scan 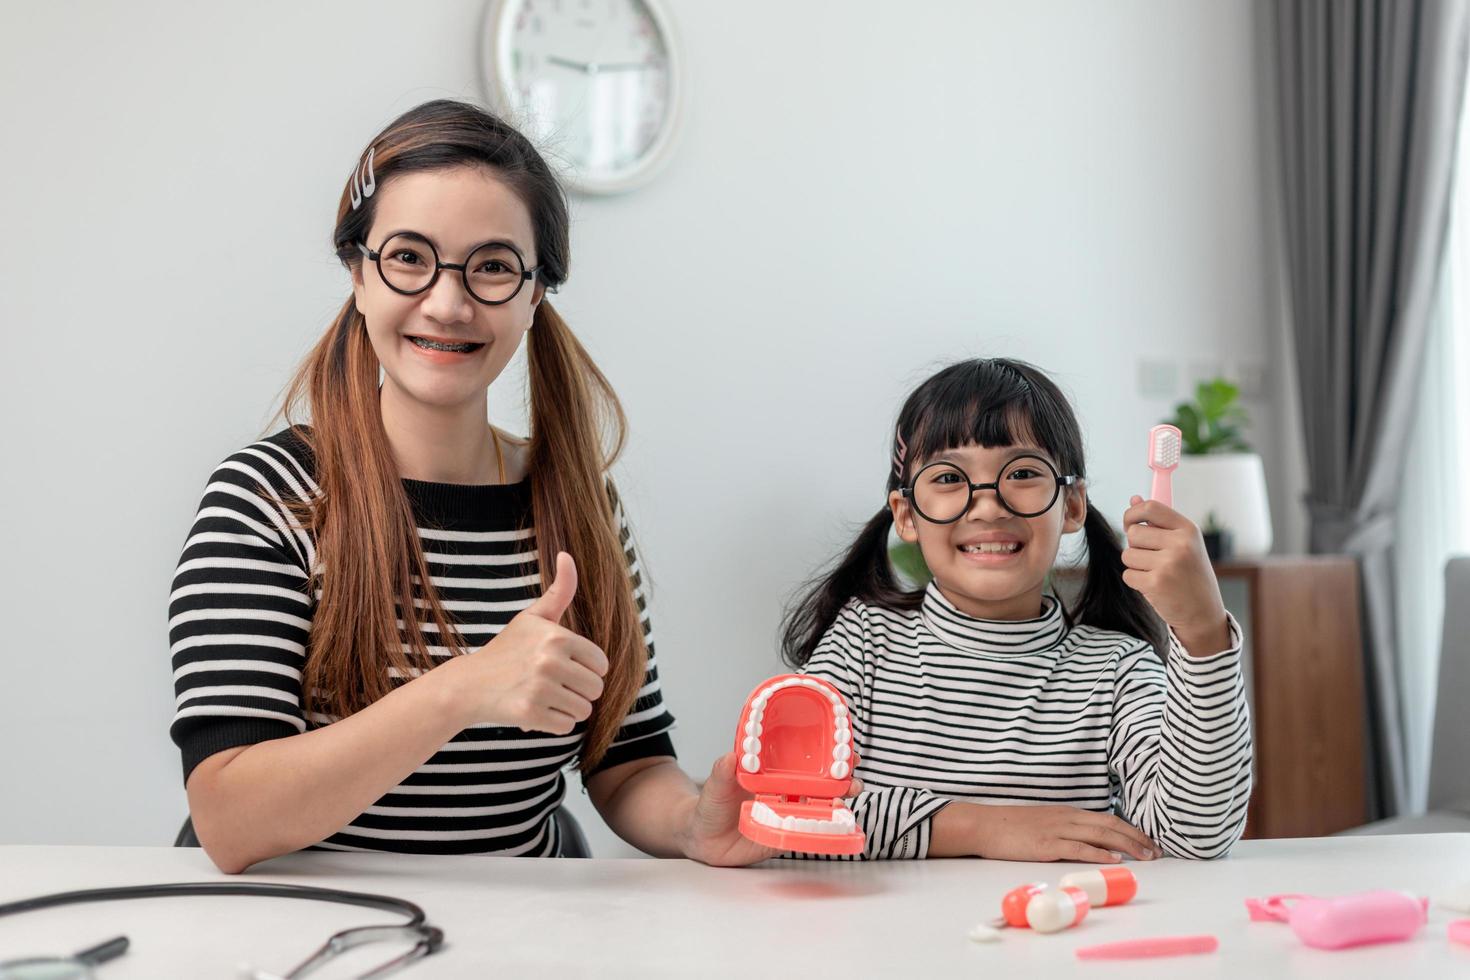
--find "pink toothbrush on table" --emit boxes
[1075,935,1219,960]
[1147,424,1182,507]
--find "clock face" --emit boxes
[489,0,678,193]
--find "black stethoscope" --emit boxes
[0,882,444,979]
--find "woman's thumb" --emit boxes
[701,752,743,805]
[524,552,577,623]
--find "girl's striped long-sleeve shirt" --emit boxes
[799,582,1252,860]
[168,427,676,856]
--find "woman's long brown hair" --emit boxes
[275,100,645,772]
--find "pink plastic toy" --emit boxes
[1147,424,1182,507]
[1076,935,1219,960]
[1245,891,1428,949]
[1449,920,1470,947]
[734,674,865,855]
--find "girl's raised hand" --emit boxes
[1120,497,1232,658]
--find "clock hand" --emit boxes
[547,55,593,73]
[586,60,663,72]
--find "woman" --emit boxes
[169,100,855,873]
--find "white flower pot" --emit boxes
[1171,452,1273,558]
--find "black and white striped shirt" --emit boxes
[801,583,1251,860]
[169,428,675,856]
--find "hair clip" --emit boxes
[349,146,377,210]
[892,427,908,479]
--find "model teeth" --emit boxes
[961,542,1021,554]
[750,801,857,835]
[410,336,479,353]
[740,677,851,775]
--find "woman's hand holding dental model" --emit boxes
[679,753,865,866]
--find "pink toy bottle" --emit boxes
[1245,890,1428,949]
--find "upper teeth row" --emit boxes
[750,801,857,836]
[740,677,851,779]
[412,337,474,351]
[961,542,1019,553]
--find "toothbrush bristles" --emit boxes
[1152,431,1181,467]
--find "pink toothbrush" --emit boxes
[1147,424,1182,507]
[1075,934,1219,960]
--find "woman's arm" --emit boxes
[585,754,770,864]
[584,756,696,858]
[188,657,476,873]
[188,554,607,873]
[587,752,863,866]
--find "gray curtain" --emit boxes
[1266,0,1470,819]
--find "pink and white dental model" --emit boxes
[733,674,865,855]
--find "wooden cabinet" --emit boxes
[1213,556,1368,839]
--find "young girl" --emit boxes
[783,358,1251,862]
[168,100,842,872]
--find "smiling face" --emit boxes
[890,440,1087,621]
[350,166,545,414]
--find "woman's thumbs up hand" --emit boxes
[452,552,610,733]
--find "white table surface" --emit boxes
[2,835,1468,978]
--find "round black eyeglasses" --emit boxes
[358,232,541,306]
[900,453,1078,522]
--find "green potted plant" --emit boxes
[1167,379,1251,455]
[1163,379,1272,557]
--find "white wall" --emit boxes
[0,0,1281,857]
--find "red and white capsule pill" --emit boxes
[1000,882,1049,927]
[1060,867,1138,908]
[1026,885,1091,933]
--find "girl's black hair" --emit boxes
[780,357,1164,666]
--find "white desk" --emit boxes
[2,835,1467,978]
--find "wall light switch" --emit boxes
[1187,359,1226,388]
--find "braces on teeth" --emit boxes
[411,337,478,353]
